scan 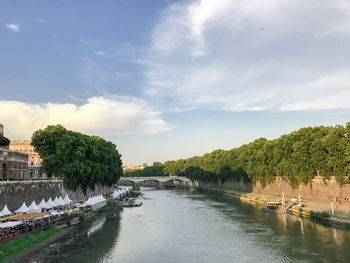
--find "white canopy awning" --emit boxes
[58,196,67,206]
[14,202,30,214]
[64,195,73,204]
[0,205,13,217]
[0,221,23,229]
[38,199,51,210]
[28,201,42,213]
[46,198,56,208]
[53,197,61,207]
[85,194,107,205]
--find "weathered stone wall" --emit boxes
[198,176,350,214]
[253,176,350,213]
[0,180,113,211]
[198,179,253,193]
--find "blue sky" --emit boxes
[1,0,350,165]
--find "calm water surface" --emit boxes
[30,187,350,263]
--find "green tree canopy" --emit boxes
[31,125,123,193]
[161,122,350,187]
[0,135,10,147]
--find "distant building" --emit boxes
[122,164,146,171]
[0,148,28,180]
[9,140,48,179]
[0,123,29,180]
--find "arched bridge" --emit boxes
[118,176,193,190]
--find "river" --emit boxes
[28,187,350,263]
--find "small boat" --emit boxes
[266,202,278,209]
[132,201,142,207]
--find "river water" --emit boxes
[29,187,350,263]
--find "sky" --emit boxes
[1,0,350,165]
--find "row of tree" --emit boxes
[142,123,350,188]
[32,125,123,193]
[123,162,165,177]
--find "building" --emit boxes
[0,148,28,180]
[9,140,47,179]
[0,123,29,180]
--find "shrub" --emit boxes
[79,212,86,221]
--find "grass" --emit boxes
[310,210,331,218]
[0,228,60,262]
[103,201,123,213]
[299,208,331,218]
[128,191,140,198]
[103,205,123,213]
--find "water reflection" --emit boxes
[87,217,106,238]
[30,188,350,263]
[29,213,121,263]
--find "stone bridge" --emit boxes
[118,176,193,190]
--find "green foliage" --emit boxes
[103,203,123,213]
[31,125,123,194]
[0,228,60,262]
[310,210,331,218]
[79,212,86,221]
[162,122,350,187]
[0,135,10,147]
[124,162,166,177]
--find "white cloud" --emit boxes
[143,0,350,112]
[96,51,104,56]
[0,96,173,139]
[5,23,21,32]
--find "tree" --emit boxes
[0,136,10,147]
[31,125,123,193]
[162,122,350,187]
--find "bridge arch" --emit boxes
[118,176,193,189]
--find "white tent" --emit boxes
[58,196,67,206]
[112,190,120,199]
[84,194,107,211]
[28,201,42,213]
[64,195,73,204]
[0,221,23,229]
[38,199,51,210]
[46,198,56,208]
[14,202,30,215]
[0,205,13,217]
[53,197,61,207]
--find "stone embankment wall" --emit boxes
[198,176,350,214]
[198,179,253,193]
[0,180,113,211]
[253,177,350,214]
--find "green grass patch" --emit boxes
[103,205,123,213]
[0,228,60,262]
[241,194,248,198]
[299,208,330,218]
[128,191,140,198]
[310,210,331,218]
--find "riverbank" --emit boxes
[195,186,350,230]
[0,194,131,263]
[0,228,62,263]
